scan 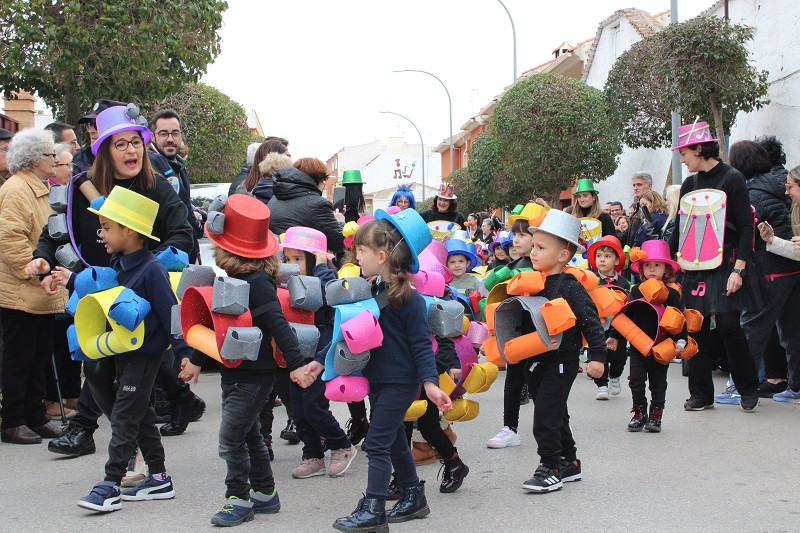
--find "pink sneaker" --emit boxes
[327,446,357,477]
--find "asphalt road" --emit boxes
[1,363,797,533]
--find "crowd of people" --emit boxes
[0,102,798,531]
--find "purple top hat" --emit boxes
[91,103,152,155]
[672,120,718,151]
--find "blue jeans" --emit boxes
[289,376,350,459]
[364,383,419,499]
[219,381,274,499]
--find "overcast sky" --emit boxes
[201,1,708,163]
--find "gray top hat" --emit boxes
[528,209,585,253]
[325,277,372,307]
[287,275,324,312]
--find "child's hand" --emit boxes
[606,338,619,351]
[792,236,800,250]
[675,339,687,354]
[313,251,328,266]
[40,274,60,295]
[424,381,452,412]
[305,361,324,379]
[179,358,201,384]
[290,366,314,388]
[586,361,604,379]
[447,368,462,382]
[51,266,73,287]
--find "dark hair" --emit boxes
[756,135,786,167]
[283,248,316,276]
[244,140,289,191]
[696,141,720,160]
[430,197,457,214]
[89,133,156,196]
[44,122,75,143]
[511,219,530,235]
[293,157,329,186]
[150,109,181,130]
[555,236,578,257]
[264,136,289,147]
[728,140,771,179]
[611,201,624,209]
[353,219,413,307]
[343,183,365,216]
[662,264,676,284]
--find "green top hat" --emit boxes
[87,187,160,242]
[341,170,365,185]
[573,178,599,196]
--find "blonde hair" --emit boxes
[663,185,682,229]
[790,165,800,237]
[213,245,279,277]
[574,192,602,219]
[353,219,413,307]
[258,152,292,178]
[640,190,668,215]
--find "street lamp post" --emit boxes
[393,69,453,180]
[380,111,427,203]
[496,0,517,85]
[670,0,682,184]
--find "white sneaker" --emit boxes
[487,426,521,448]
[609,377,621,396]
[596,386,609,400]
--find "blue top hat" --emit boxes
[374,208,432,274]
[445,238,478,271]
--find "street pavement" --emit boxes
[1,363,798,532]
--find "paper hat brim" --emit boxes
[87,205,160,243]
[527,226,585,253]
[91,125,152,156]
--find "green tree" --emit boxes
[605,16,769,159]
[467,132,514,207]
[492,73,622,205]
[0,0,227,125]
[448,167,485,215]
[143,83,250,184]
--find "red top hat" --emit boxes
[587,235,625,274]
[205,195,279,259]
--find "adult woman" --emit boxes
[268,157,344,253]
[633,190,668,246]
[28,105,199,456]
[572,179,615,237]
[660,185,682,243]
[668,121,759,411]
[240,139,290,198]
[420,182,466,227]
[333,170,365,223]
[0,128,68,444]
[388,185,415,211]
[731,143,800,402]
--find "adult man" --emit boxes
[228,142,261,196]
[52,143,74,185]
[150,109,202,264]
[44,122,80,154]
[72,99,127,174]
[609,201,624,219]
[622,172,653,248]
[604,202,613,214]
[0,128,13,185]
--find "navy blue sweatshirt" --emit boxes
[311,263,336,365]
[361,281,439,386]
[110,249,192,360]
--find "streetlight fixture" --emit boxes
[496,0,517,86]
[393,69,453,179]
[380,110,427,203]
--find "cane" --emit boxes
[50,352,68,428]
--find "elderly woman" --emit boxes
[0,128,68,444]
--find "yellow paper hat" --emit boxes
[87,186,160,242]
[507,202,549,226]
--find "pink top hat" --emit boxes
[280,226,334,258]
[92,104,152,155]
[631,240,681,275]
[410,269,446,297]
[672,120,718,151]
[418,240,454,284]
[325,375,370,403]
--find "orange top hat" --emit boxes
[587,235,625,274]
[205,195,279,259]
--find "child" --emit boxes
[487,231,510,269]
[179,195,313,526]
[612,240,687,432]
[587,235,631,400]
[333,209,452,532]
[74,188,187,512]
[445,238,481,296]
[523,209,607,492]
[279,226,356,478]
[486,216,534,449]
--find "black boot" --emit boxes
[332,497,388,532]
[627,404,647,432]
[439,453,469,493]
[645,405,663,433]
[387,472,401,500]
[279,419,300,444]
[520,383,530,405]
[47,425,96,457]
[345,417,369,446]
[160,395,206,437]
[387,480,430,523]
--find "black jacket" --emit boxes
[156,151,202,263]
[252,177,275,205]
[421,208,466,227]
[747,168,796,274]
[267,167,344,253]
[228,166,249,197]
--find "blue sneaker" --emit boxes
[773,388,800,403]
[714,384,741,405]
[211,497,255,526]
[251,489,280,514]
[121,473,175,501]
[77,481,122,512]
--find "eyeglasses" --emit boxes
[155,130,183,139]
[112,137,144,151]
[41,152,57,158]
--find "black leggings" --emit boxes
[404,399,456,459]
[259,366,292,444]
[628,349,668,408]
[503,363,525,430]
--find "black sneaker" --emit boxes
[520,384,530,406]
[280,420,300,444]
[683,397,713,411]
[522,464,562,493]
[757,380,787,398]
[740,392,759,411]
[557,459,582,482]
[345,417,369,446]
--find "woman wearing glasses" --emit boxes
[0,128,68,444]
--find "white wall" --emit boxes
[361,151,440,195]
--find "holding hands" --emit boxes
[179,358,202,384]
